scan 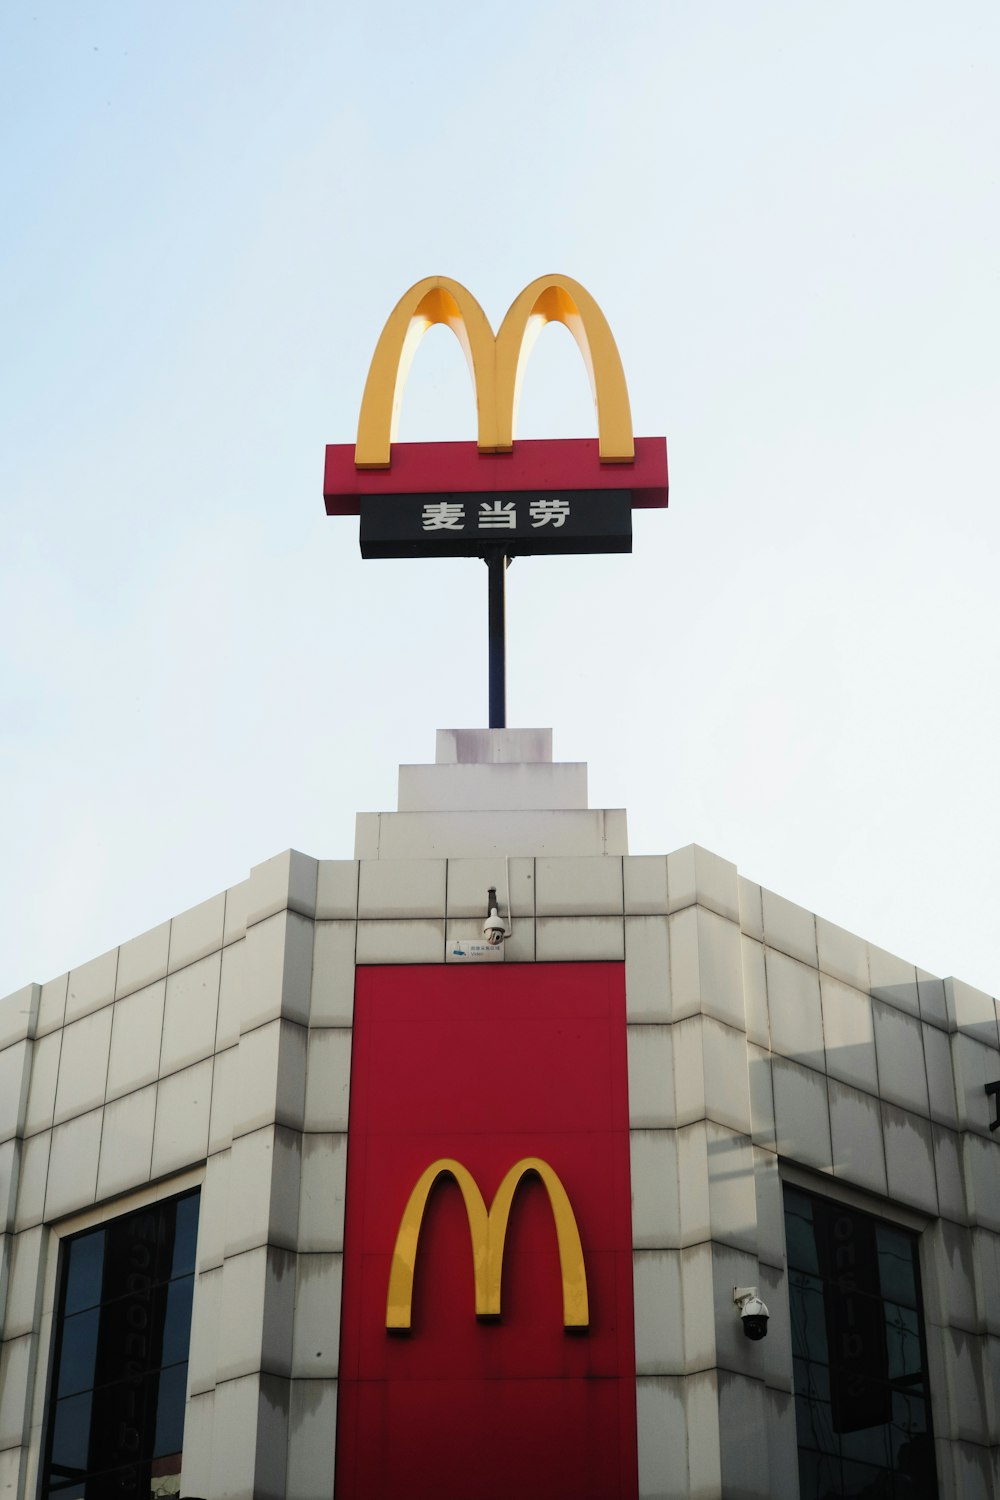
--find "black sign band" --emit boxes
[359,490,633,559]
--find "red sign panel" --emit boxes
[324,436,669,513]
[336,962,637,1500]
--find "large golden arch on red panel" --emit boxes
[385,1156,589,1331]
[493,275,633,462]
[354,276,634,468]
[355,277,498,469]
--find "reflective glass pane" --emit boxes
[44,1191,201,1500]
[153,1362,188,1458]
[876,1226,917,1308]
[820,1205,880,1300]
[829,1371,892,1439]
[785,1190,820,1274]
[84,1467,144,1499]
[884,1302,921,1381]
[795,1357,831,1402]
[88,1376,151,1474]
[796,1394,838,1456]
[63,1231,104,1317]
[839,1408,890,1467]
[841,1459,893,1496]
[798,1447,842,1500]
[890,1390,929,1472]
[93,1284,159,1389]
[161,1275,194,1368]
[104,1208,165,1299]
[891,1389,928,1437]
[169,1193,199,1279]
[825,1287,888,1383]
[56,1309,100,1398]
[783,1186,938,1498]
[893,1429,938,1498]
[49,1390,93,1474]
[788,1272,830,1362]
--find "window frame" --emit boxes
[28,1168,204,1500]
[780,1166,940,1498]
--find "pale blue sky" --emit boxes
[2,2,998,997]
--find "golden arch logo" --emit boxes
[386,1157,589,1331]
[356,275,634,470]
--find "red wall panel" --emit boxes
[336,962,637,1500]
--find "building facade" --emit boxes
[1,729,998,1498]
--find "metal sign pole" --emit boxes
[486,550,508,729]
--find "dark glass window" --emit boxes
[42,1189,200,1500]
[784,1185,938,1500]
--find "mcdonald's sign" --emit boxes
[355,274,634,467]
[386,1156,588,1331]
[324,274,668,529]
[336,963,639,1500]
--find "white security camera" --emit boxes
[733,1286,769,1341]
[482,886,508,945]
[483,907,507,946]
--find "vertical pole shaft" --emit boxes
[487,550,507,729]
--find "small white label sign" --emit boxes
[446,936,504,963]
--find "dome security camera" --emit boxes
[733,1286,769,1341]
[483,907,507,946]
[482,885,508,946]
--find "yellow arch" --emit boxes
[486,1158,589,1327]
[494,275,634,463]
[385,1156,589,1331]
[355,277,498,469]
[386,1160,489,1329]
[354,275,634,467]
